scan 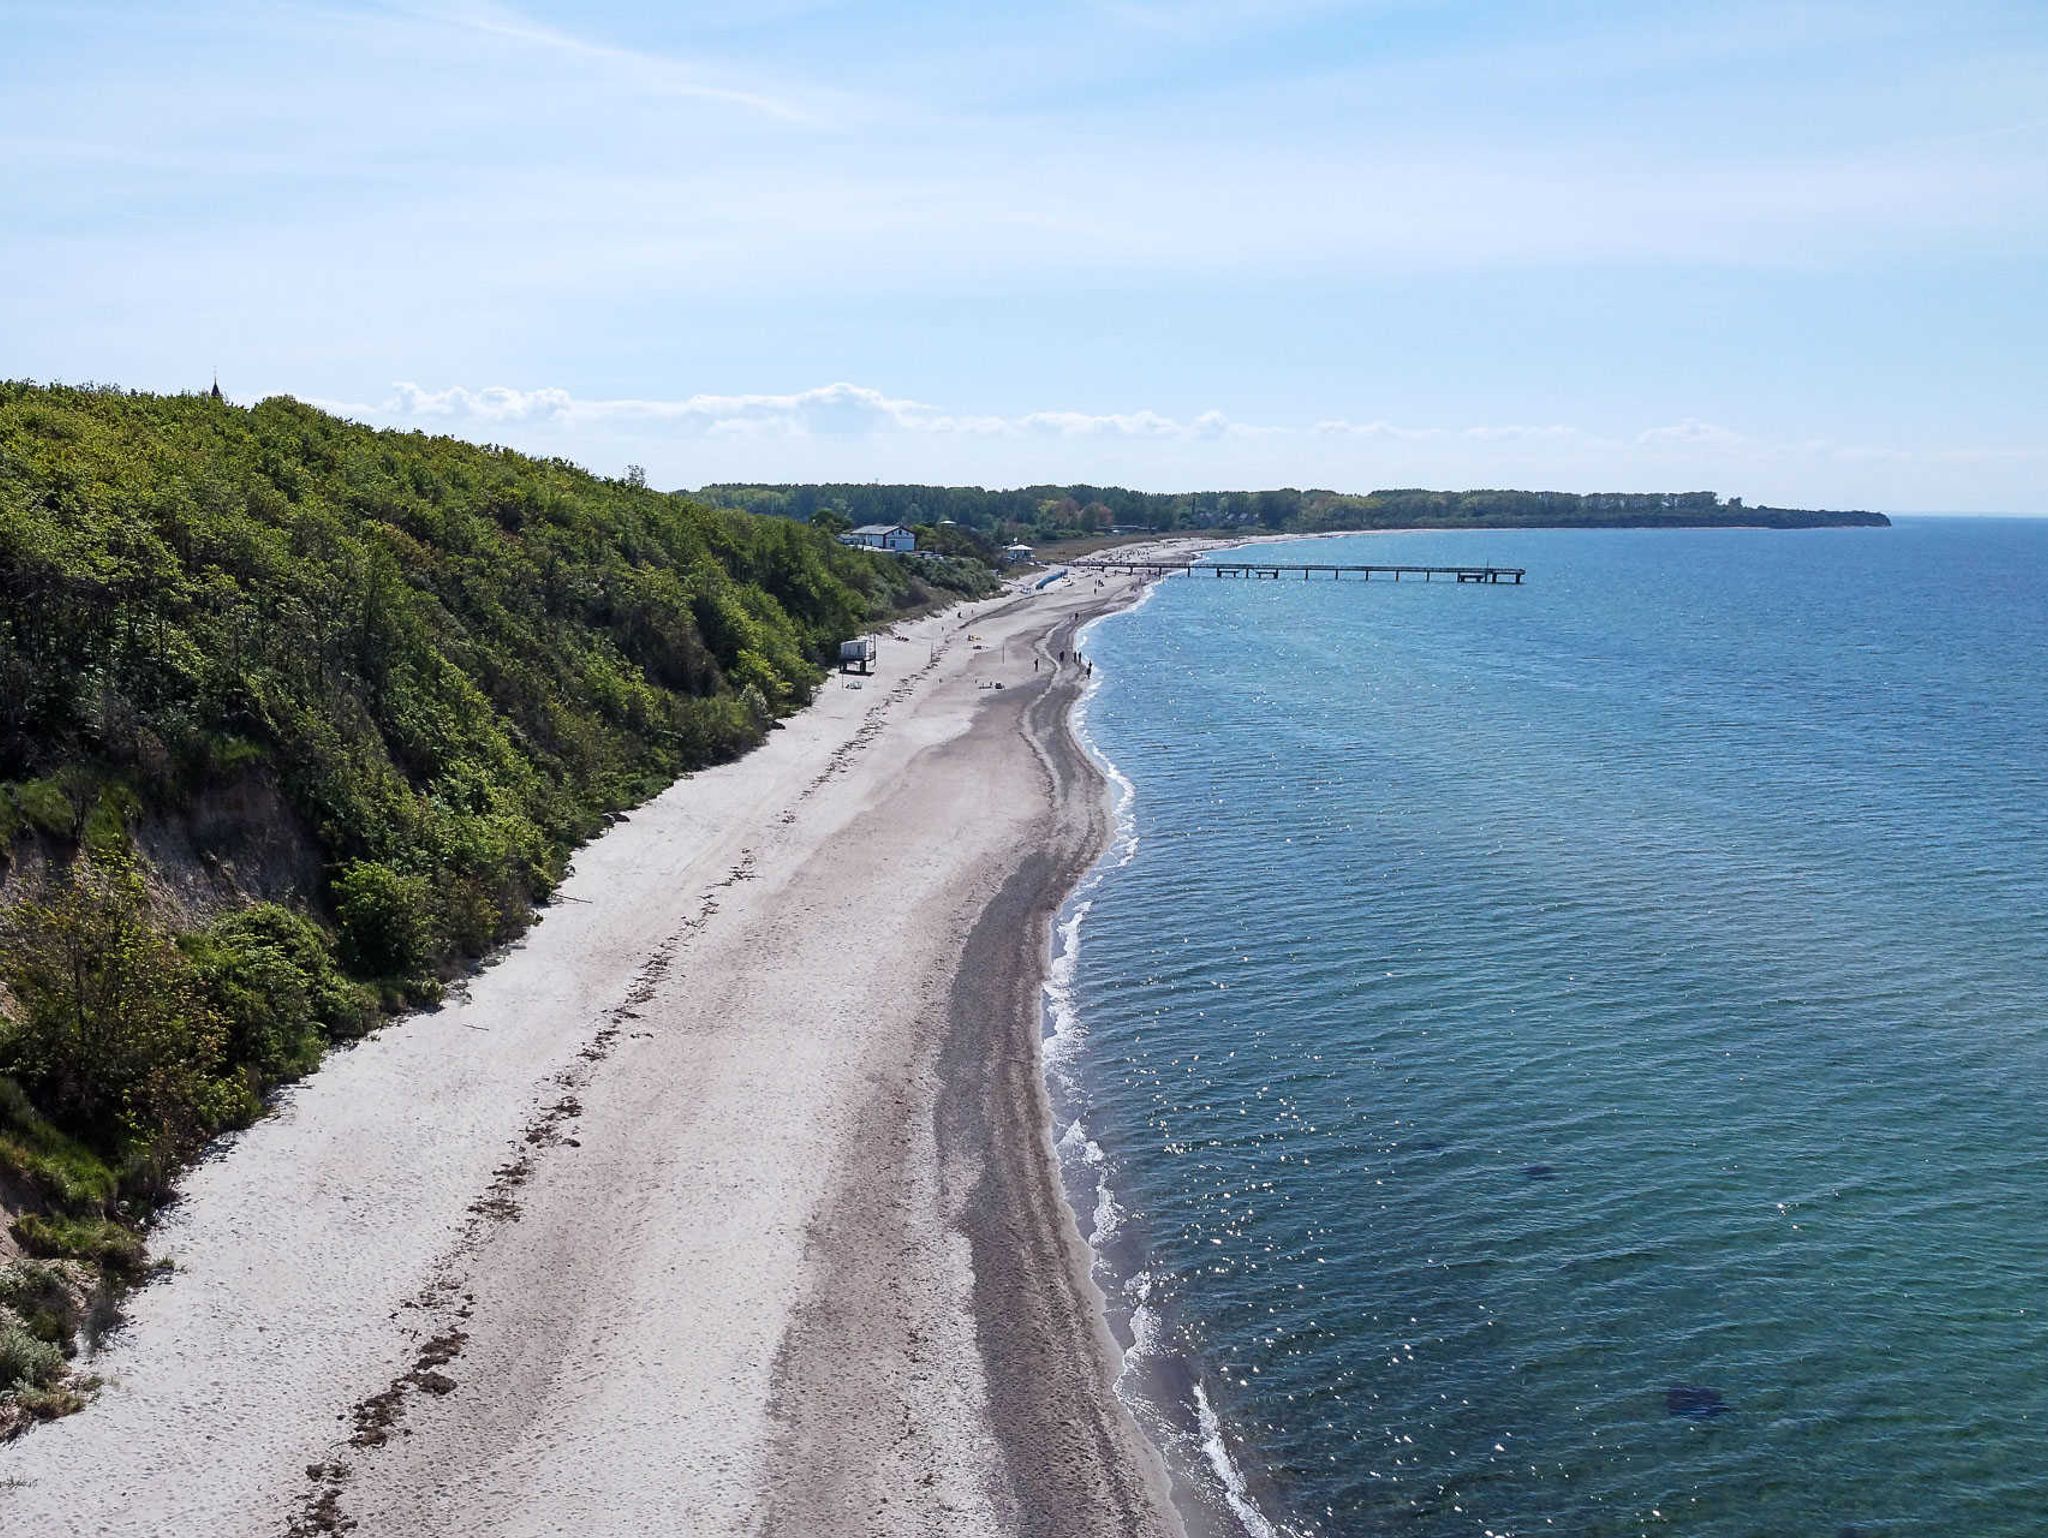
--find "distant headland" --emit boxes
[695,483,1891,543]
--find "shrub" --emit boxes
[6,778,73,839]
[0,1314,62,1390]
[330,861,436,980]
[186,904,375,1089]
[81,781,140,856]
[204,734,267,773]
[0,855,232,1153]
[0,1259,87,1344]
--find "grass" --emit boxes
[10,1214,145,1274]
[0,1077,118,1209]
[0,1315,63,1391]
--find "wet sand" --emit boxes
[0,568,1182,1537]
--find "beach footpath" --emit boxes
[0,567,1185,1538]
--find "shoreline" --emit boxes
[0,566,1188,1536]
[1050,567,1290,1538]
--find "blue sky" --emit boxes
[5,1,2045,509]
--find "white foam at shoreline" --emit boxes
[1194,1383,1286,1538]
[1077,586,1150,872]
[1042,897,1093,1090]
[1125,1280,1167,1372]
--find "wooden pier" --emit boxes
[1071,557,1525,584]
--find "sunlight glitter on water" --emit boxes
[1061,521,2048,1537]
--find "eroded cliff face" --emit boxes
[4,770,320,924]
[128,770,327,926]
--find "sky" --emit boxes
[4,0,2046,510]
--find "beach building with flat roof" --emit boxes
[839,523,917,552]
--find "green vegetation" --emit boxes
[186,903,374,1094]
[0,381,994,1425]
[0,1312,65,1396]
[698,482,1889,544]
[0,855,235,1168]
[0,1256,94,1433]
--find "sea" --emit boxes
[1048,517,2048,1538]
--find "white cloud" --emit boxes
[326,381,1278,441]
[324,384,2041,472]
[1013,408,1185,438]
[384,383,576,422]
[1315,419,1586,444]
[1638,419,1747,448]
[283,379,2048,511]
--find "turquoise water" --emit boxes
[1058,520,2048,1537]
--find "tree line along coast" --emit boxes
[697,481,1890,555]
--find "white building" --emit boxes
[839,523,917,552]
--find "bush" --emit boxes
[81,781,140,856]
[186,904,375,1089]
[0,1315,62,1390]
[330,861,436,980]
[0,1259,87,1344]
[0,856,232,1153]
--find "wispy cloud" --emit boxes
[320,380,1268,439]
[388,0,819,122]
[7,1,2046,510]
[319,381,2044,467]
[1637,419,1746,448]
[1094,0,1372,41]
[1315,419,1585,444]
[292,380,2046,510]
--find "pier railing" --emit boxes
[1071,558,1526,584]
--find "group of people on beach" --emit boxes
[1034,650,1093,676]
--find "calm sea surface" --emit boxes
[1056,519,2048,1538]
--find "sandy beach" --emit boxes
[0,565,1184,1537]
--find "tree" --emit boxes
[915,521,999,566]
[0,856,229,1153]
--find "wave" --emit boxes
[1193,1382,1286,1538]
